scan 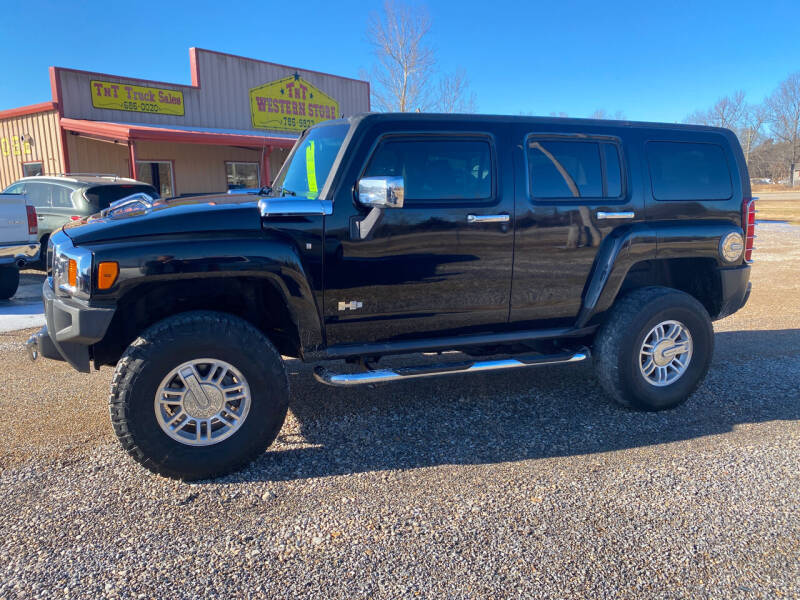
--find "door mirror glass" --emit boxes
[357,176,404,209]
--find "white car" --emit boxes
[0,191,39,299]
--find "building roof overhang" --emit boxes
[0,101,58,121]
[59,118,297,148]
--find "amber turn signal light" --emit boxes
[97,262,119,290]
[67,259,77,288]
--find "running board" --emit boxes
[313,348,590,387]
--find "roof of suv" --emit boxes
[342,112,736,137]
[17,174,150,188]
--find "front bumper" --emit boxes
[715,264,751,320]
[0,242,39,266]
[26,281,115,372]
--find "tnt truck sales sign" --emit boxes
[250,74,339,133]
[90,80,185,116]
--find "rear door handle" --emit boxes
[467,214,510,224]
[596,211,635,220]
[37,216,46,220]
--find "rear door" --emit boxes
[510,130,646,325]
[323,128,515,344]
[0,184,31,244]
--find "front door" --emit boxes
[323,132,514,345]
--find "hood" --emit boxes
[63,194,263,244]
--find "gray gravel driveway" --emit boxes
[0,223,798,599]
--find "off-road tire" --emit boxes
[0,266,20,299]
[109,310,289,480]
[593,286,714,411]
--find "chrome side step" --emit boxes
[313,348,589,387]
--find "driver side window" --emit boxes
[364,137,493,203]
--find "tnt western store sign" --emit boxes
[0,48,369,195]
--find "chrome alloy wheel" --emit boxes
[155,359,251,446]
[639,320,693,387]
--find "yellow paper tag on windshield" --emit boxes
[305,140,318,197]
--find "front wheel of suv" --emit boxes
[109,310,289,480]
[593,286,714,411]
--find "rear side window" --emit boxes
[84,184,159,210]
[50,186,73,208]
[647,141,732,200]
[364,138,492,201]
[527,138,623,199]
[23,182,52,208]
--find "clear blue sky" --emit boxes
[2,0,797,122]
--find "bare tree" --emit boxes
[435,69,477,113]
[367,1,476,113]
[765,72,800,185]
[740,104,768,165]
[685,91,747,129]
[589,109,627,120]
[367,1,435,112]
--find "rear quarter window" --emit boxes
[647,141,732,201]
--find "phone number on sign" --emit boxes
[282,117,318,129]
[122,101,163,113]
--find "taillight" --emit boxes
[69,215,82,221]
[26,205,37,235]
[742,196,756,263]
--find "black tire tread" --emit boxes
[109,310,289,480]
[0,266,20,300]
[594,286,712,410]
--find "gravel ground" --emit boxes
[0,222,798,599]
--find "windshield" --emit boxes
[271,123,350,199]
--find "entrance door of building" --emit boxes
[136,161,174,198]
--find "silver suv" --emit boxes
[2,174,158,266]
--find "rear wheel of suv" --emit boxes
[593,286,714,411]
[0,266,20,299]
[109,310,289,480]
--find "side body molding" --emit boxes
[575,221,743,328]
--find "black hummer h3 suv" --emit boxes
[27,113,754,480]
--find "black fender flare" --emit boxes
[575,221,742,327]
[93,233,325,354]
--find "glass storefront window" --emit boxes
[136,161,174,198]
[226,162,260,190]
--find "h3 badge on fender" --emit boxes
[338,300,363,311]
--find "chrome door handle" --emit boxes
[467,214,510,224]
[596,211,634,220]
[37,216,46,220]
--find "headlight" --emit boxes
[53,244,92,300]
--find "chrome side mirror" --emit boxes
[357,176,404,209]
